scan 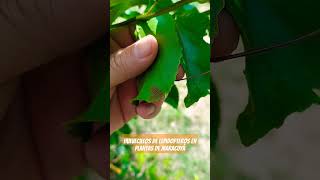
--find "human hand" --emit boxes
[110,27,184,133]
[0,1,106,179]
[212,10,240,59]
[109,10,237,134]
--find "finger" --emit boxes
[85,129,107,178]
[110,35,158,88]
[176,65,185,80]
[136,100,163,119]
[212,10,240,58]
[110,38,121,53]
[111,26,135,47]
[110,91,126,133]
[117,79,138,121]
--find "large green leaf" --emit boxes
[175,6,210,107]
[133,5,210,107]
[226,0,320,146]
[165,84,179,109]
[133,14,183,104]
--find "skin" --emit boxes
[212,10,240,59]
[0,0,238,178]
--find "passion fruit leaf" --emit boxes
[133,14,183,104]
[175,6,210,107]
[165,84,179,109]
[146,0,174,12]
[227,0,320,146]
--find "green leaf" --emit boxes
[111,0,132,23]
[133,5,211,107]
[133,14,183,104]
[110,124,132,144]
[82,88,107,123]
[165,84,179,108]
[175,7,210,107]
[67,86,107,141]
[226,0,320,146]
[110,0,148,24]
[146,0,174,13]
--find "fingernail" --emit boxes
[145,104,156,116]
[134,35,154,58]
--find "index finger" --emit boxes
[111,25,135,47]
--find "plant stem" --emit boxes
[111,17,137,29]
[111,0,197,29]
[177,28,320,81]
[146,0,159,14]
[212,28,320,63]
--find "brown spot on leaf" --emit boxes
[151,87,165,101]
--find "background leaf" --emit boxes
[226,0,320,146]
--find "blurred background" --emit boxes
[110,81,210,180]
[212,40,320,180]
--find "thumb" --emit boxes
[110,35,158,88]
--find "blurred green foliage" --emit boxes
[110,83,210,180]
